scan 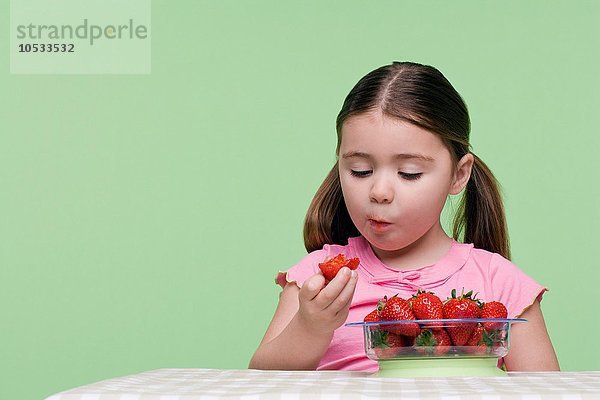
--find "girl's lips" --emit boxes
[369,219,392,232]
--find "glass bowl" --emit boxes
[346,318,526,377]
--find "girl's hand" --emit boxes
[296,267,358,335]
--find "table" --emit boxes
[45,368,600,399]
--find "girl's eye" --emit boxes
[350,170,372,177]
[350,170,422,181]
[399,172,422,181]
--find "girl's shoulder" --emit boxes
[465,244,517,271]
[460,243,540,288]
[461,244,547,318]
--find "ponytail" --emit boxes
[303,162,359,253]
[453,154,511,260]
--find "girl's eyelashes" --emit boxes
[399,172,422,181]
[349,170,422,181]
[350,170,372,177]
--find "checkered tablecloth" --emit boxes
[45,368,600,400]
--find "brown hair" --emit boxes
[303,61,511,259]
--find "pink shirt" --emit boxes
[275,236,547,372]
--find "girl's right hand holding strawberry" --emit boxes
[297,267,358,335]
[248,266,358,370]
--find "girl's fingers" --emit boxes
[298,274,326,303]
[326,270,358,313]
[315,267,352,308]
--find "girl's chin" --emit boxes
[363,234,407,252]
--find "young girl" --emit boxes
[249,61,559,372]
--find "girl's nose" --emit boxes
[369,174,394,204]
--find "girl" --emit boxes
[249,61,559,372]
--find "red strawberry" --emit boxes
[414,328,452,355]
[318,254,360,282]
[480,301,508,330]
[466,324,484,346]
[379,295,420,337]
[363,298,386,322]
[465,324,505,355]
[363,309,379,323]
[442,289,481,346]
[464,324,486,354]
[411,289,444,330]
[371,330,406,359]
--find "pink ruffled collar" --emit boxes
[348,236,473,291]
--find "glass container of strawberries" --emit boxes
[346,289,527,377]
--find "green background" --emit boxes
[1,1,599,399]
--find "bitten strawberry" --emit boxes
[379,295,420,337]
[414,328,452,355]
[481,301,508,330]
[442,289,481,346]
[411,289,444,330]
[318,254,360,282]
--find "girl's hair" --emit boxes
[303,61,511,259]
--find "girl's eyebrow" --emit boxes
[341,151,434,162]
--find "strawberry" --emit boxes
[480,301,508,330]
[465,324,505,355]
[379,295,420,337]
[414,328,452,355]
[371,329,406,359]
[318,253,360,282]
[411,289,444,330]
[442,289,481,346]
[464,324,486,354]
[363,298,386,322]
[466,324,484,345]
[363,309,380,323]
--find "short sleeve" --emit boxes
[274,248,328,289]
[488,253,548,318]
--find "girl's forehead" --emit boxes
[340,111,448,157]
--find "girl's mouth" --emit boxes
[368,219,392,232]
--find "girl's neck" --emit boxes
[369,223,454,271]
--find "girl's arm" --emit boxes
[248,267,358,370]
[503,299,560,371]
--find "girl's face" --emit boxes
[338,111,468,256]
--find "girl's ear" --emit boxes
[449,153,474,195]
